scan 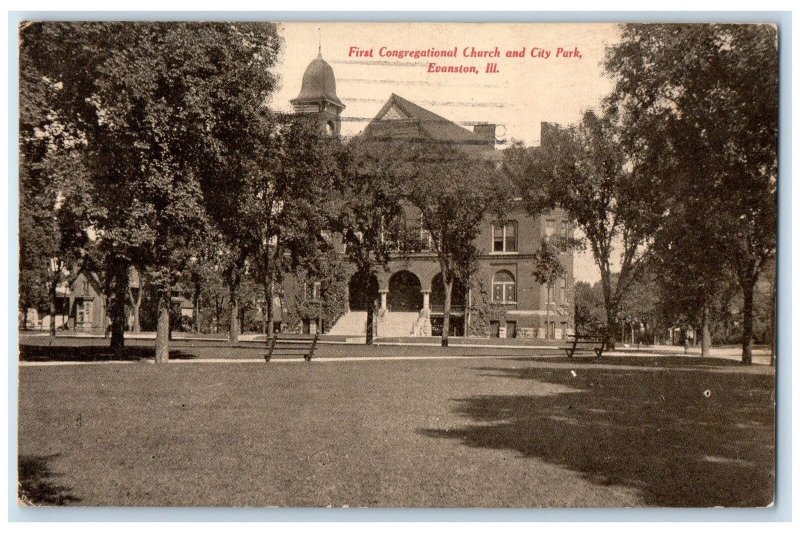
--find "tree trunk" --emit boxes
[266,281,274,339]
[228,280,240,346]
[192,283,201,333]
[48,276,57,337]
[464,286,471,339]
[603,310,617,354]
[214,296,222,334]
[700,304,712,358]
[155,290,170,363]
[441,277,452,347]
[598,269,617,352]
[365,300,374,345]
[109,261,128,353]
[741,278,755,365]
[545,285,551,340]
[132,298,141,333]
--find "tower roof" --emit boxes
[291,52,344,109]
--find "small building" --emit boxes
[67,269,106,333]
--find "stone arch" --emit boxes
[348,271,379,311]
[388,271,423,312]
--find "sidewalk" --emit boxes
[18,331,771,365]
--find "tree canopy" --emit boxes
[605,23,778,363]
[20,22,284,359]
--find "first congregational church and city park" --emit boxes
[282,50,575,341]
[15,21,778,511]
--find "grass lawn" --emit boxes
[18,352,774,507]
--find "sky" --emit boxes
[269,22,623,283]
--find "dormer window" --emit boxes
[325,121,335,136]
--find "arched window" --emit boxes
[492,270,516,303]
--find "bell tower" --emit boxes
[290,48,345,137]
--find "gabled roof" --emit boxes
[70,268,103,295]
[367,94,494,154]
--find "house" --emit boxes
[285,52,575,339]
[67,269,107,333]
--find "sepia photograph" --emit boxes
[15,19,778,509]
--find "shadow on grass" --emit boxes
[18,454,80,506]
[420,366,775,507]
[19,343,198,362]
[512,355,746,368]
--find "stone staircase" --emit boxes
[329,309,433,338]
[411,309,432,337]
[378,311,423,338]
[328,311,368,336]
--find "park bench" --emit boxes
[563,334,605,358]
[264,334,318,362]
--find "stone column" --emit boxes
[379,289,388,311]
[420,289,432,337]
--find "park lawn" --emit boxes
[18,356,774,507]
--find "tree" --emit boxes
[574,281,606,337]
[391,140,509,347]
[22,22,284,361]
[530,236,579,340]
[646,205,737,356]
[332,135,406,344]
[19,34,96,335]
[507,113,662,350]
[605,24,778,364]
[242,114,341,339]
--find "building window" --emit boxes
[492,270,516,304]
[492,222,517,253]
[560,220,570,237]
[305,281,321,300]
[545,219,556,239]
[419,214,433,251]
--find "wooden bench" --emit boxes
[563,335,605,358]
[264,334,318,362]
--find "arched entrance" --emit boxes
[430,273,466,312]
[348,271,379,311]
[388,271,423,312]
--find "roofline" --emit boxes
[290,96,346,110]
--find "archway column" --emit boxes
[379,289,388,311]
[422,290,430,311]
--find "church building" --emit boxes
[287,51,574,339]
